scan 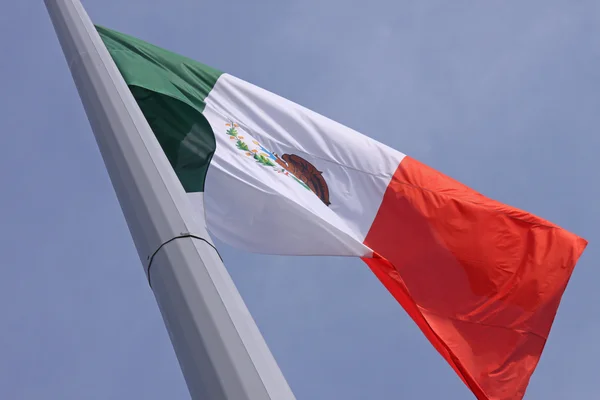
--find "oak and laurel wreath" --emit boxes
[225,122,311,191]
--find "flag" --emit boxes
[97,25,587,400]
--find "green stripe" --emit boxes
[96,25,223,192]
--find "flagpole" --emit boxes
[44,1,296,399]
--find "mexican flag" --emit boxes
[97,25,586,400]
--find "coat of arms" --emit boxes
[225,122,331,206]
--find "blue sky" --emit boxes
[0,1,598,399]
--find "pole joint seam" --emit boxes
[146,233,223,287]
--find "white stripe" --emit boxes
[195,74,404,256]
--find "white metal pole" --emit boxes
[44,1,296,399]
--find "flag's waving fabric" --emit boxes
[97,25,587,400]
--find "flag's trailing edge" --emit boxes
[96,25,587,400]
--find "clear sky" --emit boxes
[0,1,598,399]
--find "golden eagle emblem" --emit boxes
[275,154,330,206]
[225,121,331,206]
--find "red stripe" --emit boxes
[362,156,587,400]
